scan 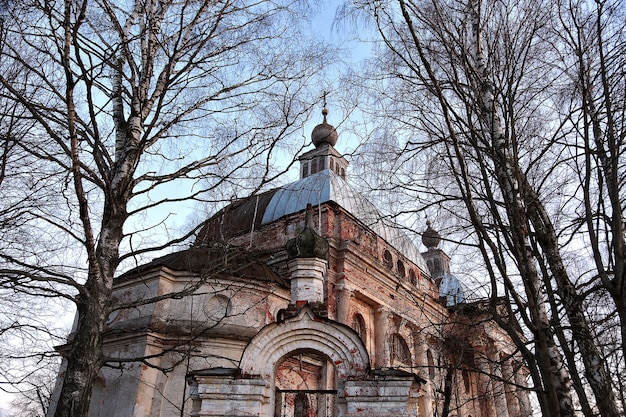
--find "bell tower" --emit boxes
[420,220,450,279]
[299,106,349,179]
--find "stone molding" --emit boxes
[239,305,369,380]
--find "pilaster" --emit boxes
[374,307,391,368]
[335,283,353,325]
[287,257,328,304]
[343,373,421,417]
[189,371,271,417]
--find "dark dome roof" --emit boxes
[196,189,277,244]
[117,245,287,287]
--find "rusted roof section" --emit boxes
[195,190,277,244]
[118,245,288,287]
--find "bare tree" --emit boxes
[554,0,626,355]
[0,0,328,415]
[339,0,625,416]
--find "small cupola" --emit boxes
[300,105,349,179]
[285,204,329,305]
[420,221,450,279]
[422,220,441,250]
[311,107,338,147]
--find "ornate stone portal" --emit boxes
[188,305,423,417]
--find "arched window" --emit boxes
[302,162,309,178]
[275,351,337,417]
[311,159,318,174]
[340,167,345,178]
[463,369,471,393]
[353,313,366,343]
[396,260,406,278]
[408,269,417,285]
[383,250,393,270]
[434,258,442,273]
[390,334,411,366]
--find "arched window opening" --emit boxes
[434,258,442,273]
[383,250,393,270]
[275,351,337,417]
[396,260,406,278]
[340,168,345,178]
[390,334,411,367]
[463,369,471,394]
[352,314,366,344]
[302,162,309,178]
[408,269,417,285]
[311,159,318,175]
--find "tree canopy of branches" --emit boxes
[341,0,625,416]
[0,0,328,415]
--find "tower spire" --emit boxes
[299,96,348,179]
[311,96,337,148]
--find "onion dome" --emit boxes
[422,220,441,249]
[311,107,338,147]
[286,204,329,260]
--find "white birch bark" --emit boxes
[467,1,575,415]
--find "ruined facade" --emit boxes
[82,109,531,417]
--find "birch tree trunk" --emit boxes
[0,0,325,415]
[467,2,574,414]
[346,0,624,414]
[468,1,623,414]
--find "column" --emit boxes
[514,361,532,417]
[415,339,434,417]
[374,307,390,368]
[490,359,509,417]
[335,283,353,325]
[474,346,496,417]
[502,360,521,417]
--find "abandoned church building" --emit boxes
[76,109,532,417]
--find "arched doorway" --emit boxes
[274,350,337,417]
[239,306,370,417]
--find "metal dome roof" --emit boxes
[438,273,466,306]
[261,169,428,272]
